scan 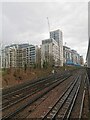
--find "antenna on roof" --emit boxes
[47,17,50,38]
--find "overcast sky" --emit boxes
[2,2,88,61]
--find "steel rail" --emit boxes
[2,72,70,99]
[41,75,80,120]
[79,90,85,119]
[56,80,81,119]
[66,82,81,119]
[78,74,87,119]
[2,74,71,120]
[1,74,71,111]
[2,75,54,98]
[66,73,87,119]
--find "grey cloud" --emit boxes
[2,2,88,61]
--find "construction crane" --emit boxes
[47,17,50,38]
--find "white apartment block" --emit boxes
[27,45,40,67]
[2,45,18,68]
[41,38,60,67]
[50,29,63,66]
[2,44,40,68]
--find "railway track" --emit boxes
[13,73,76,118]
[2,72,72,120]
[40,75,81,119]
[2,72,71,110]
[39,70,89,120]
[69,72,89,119]
[2,70,71,96]
[2,69,89,119]
[82,74,90,119]
[27,69,85,119]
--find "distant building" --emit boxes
[1,44,40,68]
[63,46,82,66]
[50,29,63,66]
[28,45,41,67]
[41,38,60,67]
[63,46,72,64]
[71,50,80,65]
[2,44,18,68]
[36,46,41,68]
[2,49,6,68]
[16,44,29,68]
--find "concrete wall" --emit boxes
[87,2,90,68]
[87,42,90,68]
[87,2,90,81]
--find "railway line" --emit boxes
[1,68,90,119]
[69,72,87,119]
[12,73,77,119]
[2,70,72,119]
[37,75,81,119]
[2,71,70,98]
[26,69,89,119]
[2,71,71,110]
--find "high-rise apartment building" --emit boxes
[50,29,63,66]
[41,38,59,67]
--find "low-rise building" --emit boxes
[63,46,82,66]
[71,50,80,65]
[63,46,72,64]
